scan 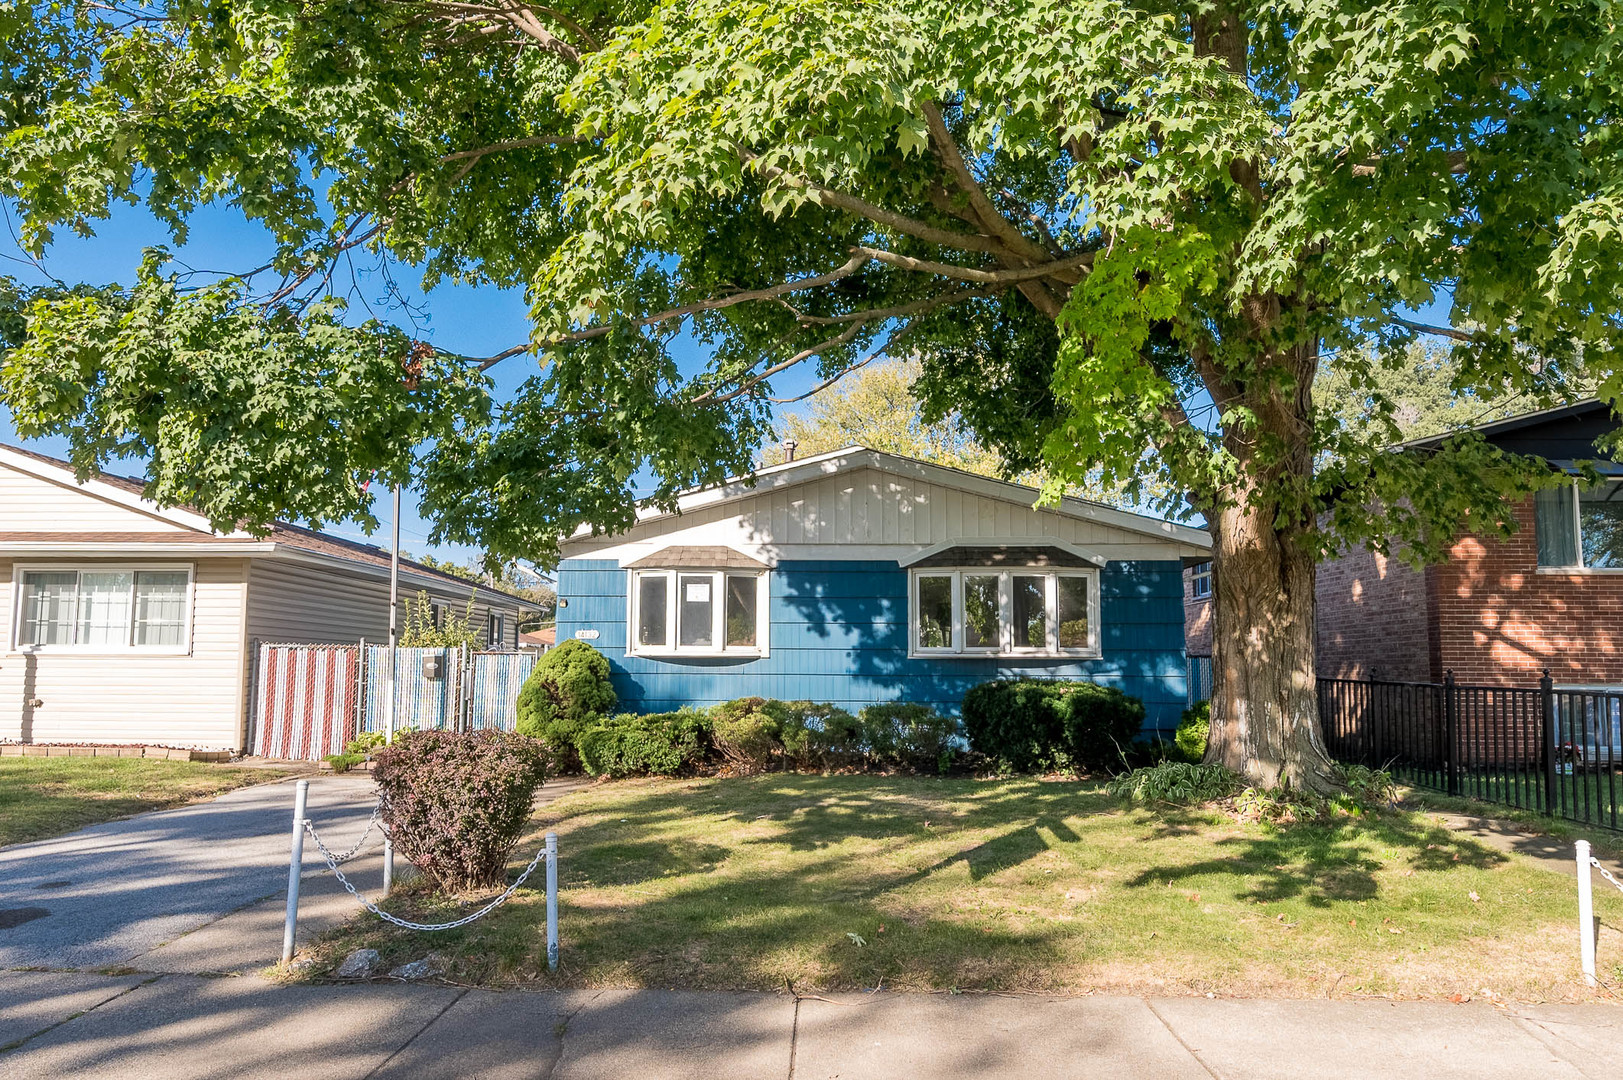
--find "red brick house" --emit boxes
[1315,401,1623,689]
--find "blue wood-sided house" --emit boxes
[555,448,1211,737]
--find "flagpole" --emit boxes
[386,483,400,741]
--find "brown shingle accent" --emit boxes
[624,545,770,570]
[911,545,1099,569]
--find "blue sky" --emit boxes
[2,196,1453,563]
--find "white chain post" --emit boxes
[546,832,559,971]
[1577,840,1597,987]
[282,779,310,965]
[383,835,394,896]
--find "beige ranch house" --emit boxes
[0,445,537,752]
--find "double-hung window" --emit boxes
[629,569,767,657]
[14,566,192,651]
[1190,562,1212,599]
[1536,481,1623,569]
[909,568,1099,657]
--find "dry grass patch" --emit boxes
[0,756,288,847]
[297,774,1623,1001]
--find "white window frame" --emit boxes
[907,567,1100,659]
[1538,479,1623,574]
[1190,561,1213,599]
[626,569,770,658]
[488,612,506,649]
[10,563,196,655]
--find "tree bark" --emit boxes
[1205,498,1340,793]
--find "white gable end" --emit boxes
[563,463,1208,564]
[0,459,199,534]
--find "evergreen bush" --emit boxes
[575,710,710,778]
[514,640,616,764]
[961,679,1144,773]
[1174,701,1210,763]
[858,702,961,772]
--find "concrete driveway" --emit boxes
[0,775,380,972]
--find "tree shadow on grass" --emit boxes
[1122,806,1508,907]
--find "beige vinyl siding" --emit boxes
[567,466,1196,564]
[0,463,194,533]
[0,557,250,749]
[244,558,528,649]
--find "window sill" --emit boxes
[628,648,765,660]
[1534,566,1623,575]
[909,650,1102,661]
[10,646,193,657]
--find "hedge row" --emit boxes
[513,641,1154,778]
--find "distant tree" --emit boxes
[1320,341,1595,442]
[762,359,1007,474]
[763,360,1169,508]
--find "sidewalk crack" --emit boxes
[0,973,163,1055]
[786,996,801,1080]
[364,987,468,1079]
[1144,1000,1222,1080]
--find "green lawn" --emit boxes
[301,774,1623,1000]
[0,757,288,847]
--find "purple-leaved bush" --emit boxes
[373,729,548,891]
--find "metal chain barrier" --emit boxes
[304,816,551,932]
[1593,856,1623,896]
[304,803,382,865]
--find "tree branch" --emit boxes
[744,155,1006,256]
[533,254,874,349]
[1393,317,1474,342]
[438,134,587,164]
[690,322,867,405]
[920,101,1052,265]
[853,246,1091,284]
[767,319,926,404]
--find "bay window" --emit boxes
[629,568,768,656]
[909,567,1099,657]
[14,566,192,650]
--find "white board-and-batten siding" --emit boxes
[562,466,1204,564]
[0,557,253,750]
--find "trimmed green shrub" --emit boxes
[324,752,367,773]
[515,640,617,763]
[709,697,780,774]
[1107,761,1241,803]
[962,679,1144,773]
[1174,701,1210,763]
[770,700,863,769]
[859,702,961,772]
[372,729,549,891]
[576,710,709,778]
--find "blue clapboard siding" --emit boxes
[556,558,1191,736]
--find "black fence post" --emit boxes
[1443,670,1458,796]
[1542,669,1558,817]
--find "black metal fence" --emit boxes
[1318,671,1623,831]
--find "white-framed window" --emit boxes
[1190,561,1212,599]
[12,565,194,652]
[627,569,768,657]
[908,567,1100,658]
[1536,480,1623,569]
[488,612,506,649]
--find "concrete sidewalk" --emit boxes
[0,972,1617,1079]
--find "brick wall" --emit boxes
[1315,544,1434,682]
[1431,496,1623,687]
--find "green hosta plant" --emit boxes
[1107,762,1242,804]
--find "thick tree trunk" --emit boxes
[1204,500,1340,793]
